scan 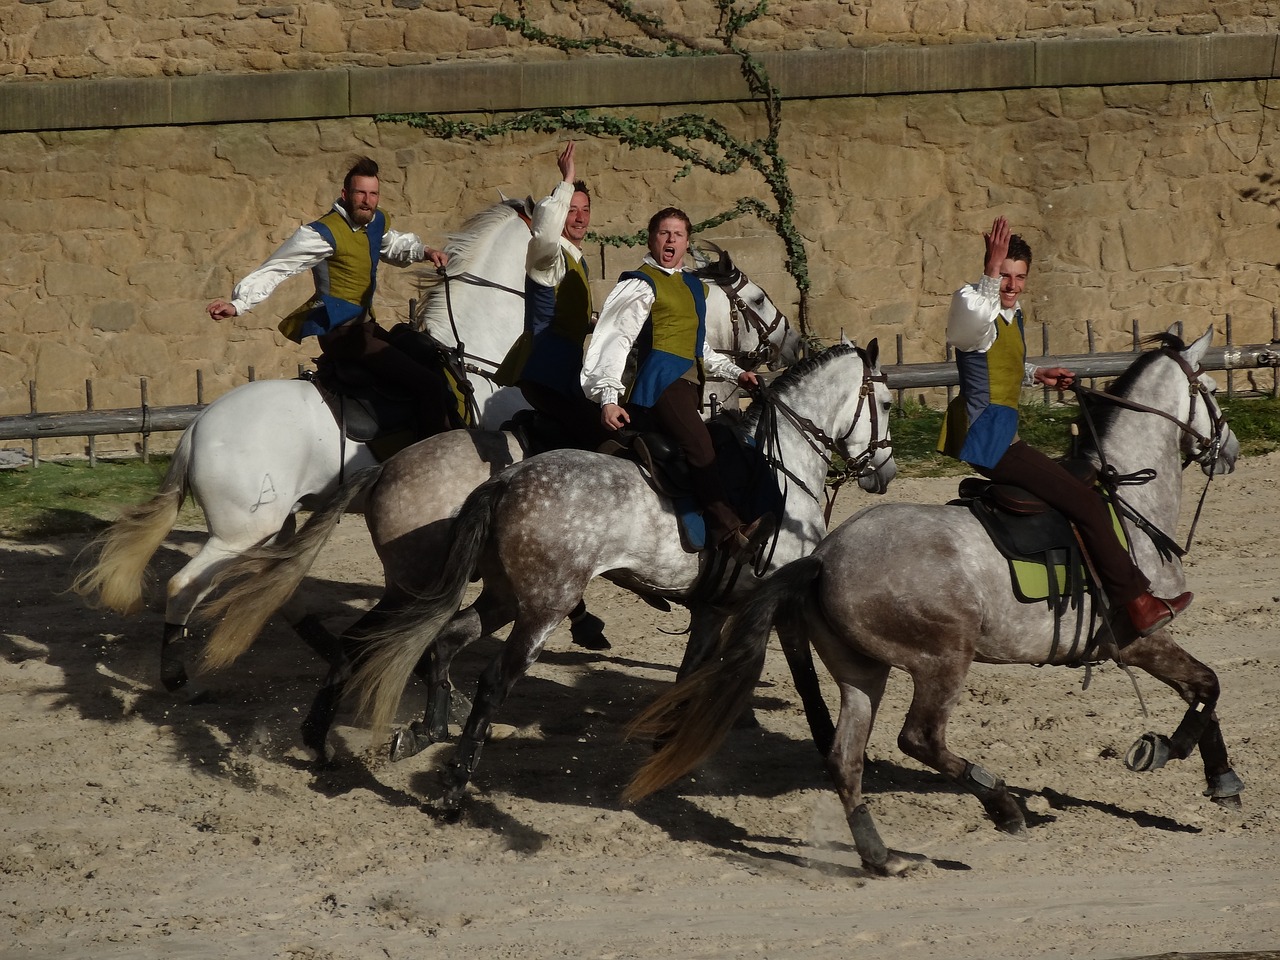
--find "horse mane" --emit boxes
[738,341,863,433]
[1076,331,1188,453]
[414,199,527,331]
[441,199,526,274]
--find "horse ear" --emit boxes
[864,337,880,369]
[1185,326,1214,366]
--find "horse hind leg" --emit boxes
[897,668,1026,836]
[824,662,920,876]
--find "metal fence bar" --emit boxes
[2,343,1278,452]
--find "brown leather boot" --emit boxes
[1126,590,1193,637]
[721,513,777,566]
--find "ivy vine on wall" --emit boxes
[379,0,812,332]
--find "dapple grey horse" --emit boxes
[626,329,1244,876]
[347,341,897,818]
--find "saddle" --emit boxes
[501,408,601,459]
[310,323,469,462]
[955,459,1111,663]
[623,421,782,555]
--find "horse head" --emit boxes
[1178,326,1239,476]
[694,248,802,372]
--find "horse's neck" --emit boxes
[703,284,735,355]
[418,216,528,361]
[1095,395,1188,582]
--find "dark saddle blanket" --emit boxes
[955,459,1108,605]
[309,323,464,462]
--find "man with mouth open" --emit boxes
[581,206,773,565]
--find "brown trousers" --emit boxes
[644,378,742,543]
[979,440,1150,605]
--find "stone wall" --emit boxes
[4,0,1274,81]
[1,1,1278,455]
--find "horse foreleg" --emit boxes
[1114,632,1243,807]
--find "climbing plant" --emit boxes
[379,0,812,332]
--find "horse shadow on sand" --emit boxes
[1,524,1205,871]
[0,519,421,811]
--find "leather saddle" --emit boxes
[955,458,1107,662]
[309,323,460,461]
[956,459,1101,598]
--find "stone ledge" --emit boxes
[2,33,1276,133]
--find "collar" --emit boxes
[997,304,1021,324]
[331,199,369,232]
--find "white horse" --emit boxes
[344,341,896,816]
[74,196,801,696]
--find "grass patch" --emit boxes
[0,457,191,540]
[1,394,1275,540]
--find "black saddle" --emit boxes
[954,458,1104,662]
[501,408,605,459]
[309,323,459,460]
[626,420,782,530]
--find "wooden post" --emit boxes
[945,343,954,406]
[86,380,96,468]
[1041,324,1050,405]
[248,366,256,382]
[197,369,204,406]
[1086,320,1097,390]
[1132,319,1140,352]
[28,380,38,467]
[140,377,150,464]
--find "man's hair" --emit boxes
[1008,233,1033,268]
[647,206,692,238]
[343,156,379,192]
[572,179,590,201]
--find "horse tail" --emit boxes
[622,554,825,805]
[71,428,194,615]
[197,464,386,673]
[351,473,508,738]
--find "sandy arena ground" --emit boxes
[2,452,1279,960]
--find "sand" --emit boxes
[2,452,1279,960]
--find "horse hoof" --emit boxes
[160,663,188,693]
[1125,732,1170,772]
[570,613,611,651]
[866,851,923,877]
[997,816,1028,836]
[1211,793,1243,812]
[389,724,433,763]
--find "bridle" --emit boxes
[714,267,790,370]
[756,351,892,506]
[1072,346,1231,553]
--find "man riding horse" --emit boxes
[937,215,1192,637]
[494,141,611,452]
[581,206,775,566]
[206,155,462,437]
